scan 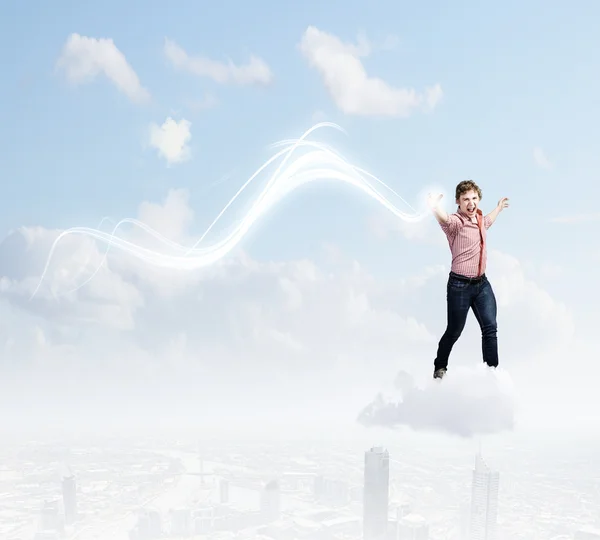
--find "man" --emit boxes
[428,180,509,379]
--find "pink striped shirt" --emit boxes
[439,209,492,278]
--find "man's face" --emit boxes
[456,189,479,218]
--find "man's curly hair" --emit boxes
[455,180,482,202]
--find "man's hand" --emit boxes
[428,193,449,223]
[486,197,509,225]
[428,193,443,209]
[497,197,509,211]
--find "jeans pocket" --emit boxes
[448,278,468,289]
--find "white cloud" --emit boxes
[0,225,143,331]
[358,364,516,437]
[299,26,443,117]
[533,146,553,170]
[137,188,194,244]
[56,33,150,103]
[522,260,564,281]
[489,249,575,356]
[149,117,192,165]
[164,38,273,86]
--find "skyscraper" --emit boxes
[363,446,390,540]
[468,453,499,540]
[62,473,78,525]
[220,479,229,504]
[260,480,281,522]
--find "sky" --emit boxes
[1,0,599,442]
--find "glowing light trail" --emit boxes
[31,122,429,299]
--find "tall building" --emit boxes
[363,446,390,540]
[468,453,499,540]
[220,479,229,504]
[260,480,280,522]
[459,500,470,540]
[62,473,78,524]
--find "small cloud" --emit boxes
[357,364,516,438]
[164,38,273,86]
[533,146,553,170]
[149,117,192,165]
[56,33,150,104]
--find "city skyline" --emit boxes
[5,436,599,540]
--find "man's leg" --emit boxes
[471,278,499,367]
[434,279,472,374]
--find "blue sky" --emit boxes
[3,0,599,248]
[1,0,599,433]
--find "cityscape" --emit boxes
[1,432,599,540]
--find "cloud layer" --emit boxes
[0,183,578,435]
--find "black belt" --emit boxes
[449,271,486,283]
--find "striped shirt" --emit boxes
[439,209,493,278]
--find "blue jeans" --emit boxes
[434,272,499,371]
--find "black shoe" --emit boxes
[433,368,447,379]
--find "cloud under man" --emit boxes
[56,33,150,104]
[299,26,443,117]
[164,38,273,86]
[357,364,516,438]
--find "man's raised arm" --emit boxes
[428,193,449,224]
[485,197,510,225]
